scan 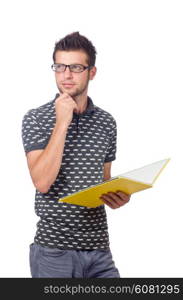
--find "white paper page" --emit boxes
[119,159,170,185]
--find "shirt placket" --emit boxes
[75,114,80,134]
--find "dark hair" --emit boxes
[53,31,97,66]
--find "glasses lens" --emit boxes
[52,64,65,72]
[52,64,89,73]
[70,64,85,72]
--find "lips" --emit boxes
[63,83,75,87]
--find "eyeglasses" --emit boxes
[51,63,92,73]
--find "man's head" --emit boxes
[52,32,97,98]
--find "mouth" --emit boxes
[62,83,75,88]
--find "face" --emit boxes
[54,50,96,98]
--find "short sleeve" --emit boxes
[21,109,49,154]
[104,118,117,163]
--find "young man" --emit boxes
[22,32,130,278]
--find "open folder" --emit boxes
[58,158,170,208]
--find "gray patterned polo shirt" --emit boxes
[21,93,117,250]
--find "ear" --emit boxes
[89,66,97,80]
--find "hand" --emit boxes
[100,191,131,209]
[55,92,78,128]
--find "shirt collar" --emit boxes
[78,96,95,116]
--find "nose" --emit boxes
[64,66,73,79]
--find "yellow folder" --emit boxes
[58,158,170,208]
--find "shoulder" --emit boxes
[93,105,117,129]
[22,94,57,123]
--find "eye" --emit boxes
[71,64,83,72]
[56,64,65,70]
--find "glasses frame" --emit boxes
[51,63,92,73]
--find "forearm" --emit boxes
[31,122,68,193]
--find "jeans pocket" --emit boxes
[29,243,36,277]
[29,242,34,249]
[41,246,67,257]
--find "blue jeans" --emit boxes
[29,243,120,278]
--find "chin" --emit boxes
[66,89,80,98]
[58,86,81,98]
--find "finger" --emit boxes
[116,190,129,197]
[100,195,119,209]
[116,191,131,201]
[55,93,69,102]
[101,193,123,207]
[102,198,119,209]
[106,192,124,206]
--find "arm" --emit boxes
[25,93,78,194]
[103,161,112,181]
[26,123,68,193]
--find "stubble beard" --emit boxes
[58,76,90,100]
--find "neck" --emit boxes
[73,90,88,114]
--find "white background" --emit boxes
[0,0,182,277]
